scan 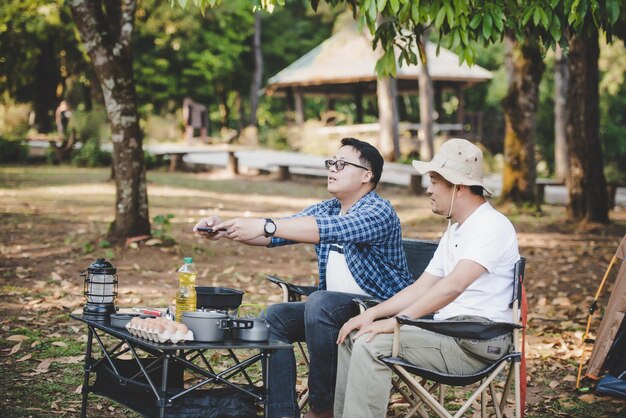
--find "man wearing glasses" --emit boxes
[194,137,412,418]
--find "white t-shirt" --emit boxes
[326,243,370,296]
[425,202,519,323]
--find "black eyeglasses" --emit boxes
[325,159,370,172]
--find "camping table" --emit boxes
[70,314,291,417]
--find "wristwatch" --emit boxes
[264,218,277,238]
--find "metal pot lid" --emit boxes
[182,311,228,319]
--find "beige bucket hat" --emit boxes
[412,138,493,196]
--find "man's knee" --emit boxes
[304,291,356,326]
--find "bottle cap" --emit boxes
[184,257,193,264]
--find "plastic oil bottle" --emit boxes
[175,257,197,322]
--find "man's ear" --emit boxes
[362,170,373,184]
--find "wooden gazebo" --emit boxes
[265,24,493,130]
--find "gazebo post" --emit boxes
[354,86,364,123]
[456,84,466,136]
[285,87,295,126]
[294,90,305,126]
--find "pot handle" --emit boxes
[228,319,254,329]
[217,319,231,330]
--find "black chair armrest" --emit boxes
[395,316,522,340]
[351,297,383,312]
[267,275,318,302]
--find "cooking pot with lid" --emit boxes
[181,311,231,342]
[230,317,270,342]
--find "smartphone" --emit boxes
[196,227,226,233]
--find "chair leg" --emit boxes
[481,387,487,417]
[298,388,309,412]
[488,381,503,418]
[392,377,417,406]
[514,361,521,418]
[500,363,515,414]
[452,361,508,418]
[394,366,454,418]
[439,384,445,405]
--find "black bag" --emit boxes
[93,358,259,417]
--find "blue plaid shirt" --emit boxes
[269,191,412,299]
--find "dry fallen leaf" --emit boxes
[563,375,577,382]
[17,353,32,362]
[578,393,597,403]
[56,355,83,364]
[9,342,22,355]
[36,358,53,372]
[548,380,559,389]
[51,341,68,348]
[6,335,29,342]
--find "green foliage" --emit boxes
[0,103,31,137]
[69,107,110,142]
[0,0,90,130]
[71,139,112,167]
[152,214,176,245]
[259,126,290,150]
[0,137,28,163]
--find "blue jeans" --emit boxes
[262,291,361,417]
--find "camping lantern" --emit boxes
[82,258,118,321]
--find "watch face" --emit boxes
[265,220,276,236]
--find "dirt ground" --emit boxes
[1,165,626,417]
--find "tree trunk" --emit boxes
[377,76,399,161]
[554,44,568,181]
[566,30,609,223]
[68,0,150,242]
[248,10,262,127]
[501,36,544,206]
[417,33,434,160]
[33,38,60,133]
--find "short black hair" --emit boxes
[340,137,384,188]
[469,185,484,196]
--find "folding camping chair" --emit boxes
[380,257,527,418]
[267,238,438,413]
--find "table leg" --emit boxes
[263,350,271,418]
[80,326,93,418]
[159,353,170,418]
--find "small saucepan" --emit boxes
[182,311,231,342]
[230,317,270,342]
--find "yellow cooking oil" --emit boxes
[175,257,197,322]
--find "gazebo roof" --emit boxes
[266,25,493,97]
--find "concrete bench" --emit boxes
[536,178,565,203]
[537,178,624,208]
[384,164,424,195]
[608,181,626,209]
[147,145,246,173]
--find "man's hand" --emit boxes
[337,311,375,344]
[352,317,397,343]
[215,218,265,242]
[193,216,227,241]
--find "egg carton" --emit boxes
[126,317,193,344]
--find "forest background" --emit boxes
[1,0,625,178]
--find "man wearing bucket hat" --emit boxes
[333,138,520,417]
